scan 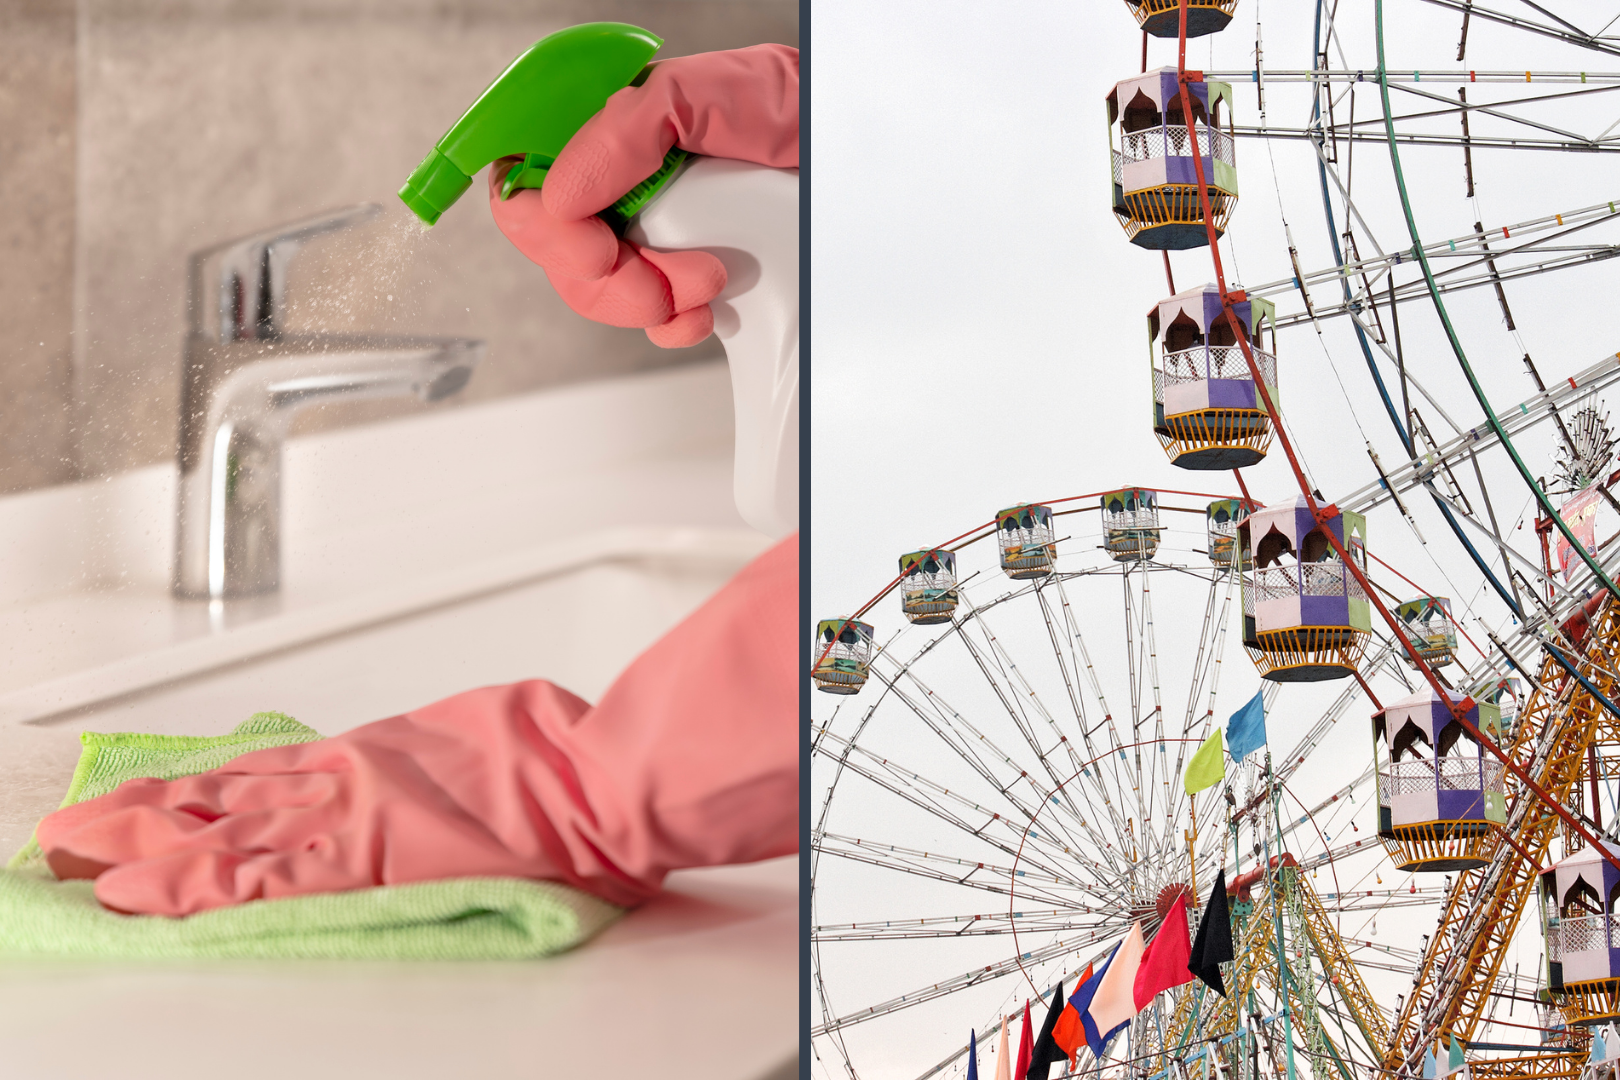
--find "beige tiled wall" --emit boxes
[0,0,796,493]
[0,0,77,493]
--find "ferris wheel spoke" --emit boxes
[1051,578,1145,848]
[883,656,1140,889]
[877,662,1049,818]
[1415,0,1620,58]
[1304,131,1396,264]
[880,654,1117,873]
[1218,69,1620,84]
[812,730,1038,863]
[1259,201,1620,327]
[1386,78,1617,143]
[1410,483,1585,609]
[1273,656,1383,786]
[1159,567,1240,857]
[811,932,1106,1037]
[952,599,1125,865]
[1240,123,1620,151]
[1030,584,1145,868]
[1118,569,1159,848]
[813,908,1128,943]
[1297,80,1620,147]
[1031,585,1092,744]
[1132,565,1177,865]
[963,595,1105,813]
[814,833,1109,908]
[812,727,1110,892]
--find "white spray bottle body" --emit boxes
[625,157,799,539]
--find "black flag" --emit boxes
[1188,868,1234,996]
[1025,979,1067,1080]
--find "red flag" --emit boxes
[1133,893,1195,1009]
[1015,1000,1033,1080]
[1050,964,1093,1066]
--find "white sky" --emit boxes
[811,3,1620,1080]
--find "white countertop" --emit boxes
[0,856,798,1080]
[0,361,798,1079]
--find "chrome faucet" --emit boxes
[174,204,483,600]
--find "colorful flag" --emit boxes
[1070,945,1119,1058]
[1188,868,1234,996]
[1025,980,1067,1080]
[969,1029,979,1080]
[1557,487,1601,582]
[994,1018,1012,1080]
[1447,1034,1467,1074]
[1082,923,1146,1056]
[1134,892,1195,1005]
[1423,1047,1439,1080]
[1604,1024,1620,1063]
[1050,963,1093,1066]
[1184,728,1225,794]
[1015,1001,1033,1080]
[1226,690,1267,762]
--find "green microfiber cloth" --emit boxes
[0,712,622,959]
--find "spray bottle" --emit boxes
[398,22,798,539]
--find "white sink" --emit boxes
[0,360,796,1080]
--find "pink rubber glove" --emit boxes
[37,534,798,916]
[489,43,798,349]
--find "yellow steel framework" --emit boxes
[1124,0,1240,34]
[1381,598,1620,1076]
[1154,863,1384,1080]
[1156,408,1273,470]
[1467,1053,1584,1080]
[1116,185,1237,247]
[1379,820,1494,873]
[1245,627,1369,683]
[1553,980,1620,1028]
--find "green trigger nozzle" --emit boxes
[499,155,550,201]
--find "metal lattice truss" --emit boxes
[1382,598,1620,1074]
[1154,866,1388,1080]
[1243,204,1620,331]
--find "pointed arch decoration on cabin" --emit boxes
[1206,498,1250,567]
[1101,488,1162,562]
[1106,69,1238,250]
[1542,842,1620,1025]
[1373,689,1507,872]
[1395,595,1459,670]
[898,549,959,625]
[1239,495,1371,682]
[995,503,1058,580]
[1149,284,1278,469]
[812,618,875,696]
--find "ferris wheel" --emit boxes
[812,2,1620,1080]
[810,493,1437,1080]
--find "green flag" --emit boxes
[1184,728,1225,794]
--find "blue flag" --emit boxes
[968,1029,979,1080]
[1226,690,1267,762]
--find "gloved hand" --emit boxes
[36,534,798,917]
[489,43,798,349]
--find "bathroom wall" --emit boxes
[0,0,77,493]
[0,0,796,493]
